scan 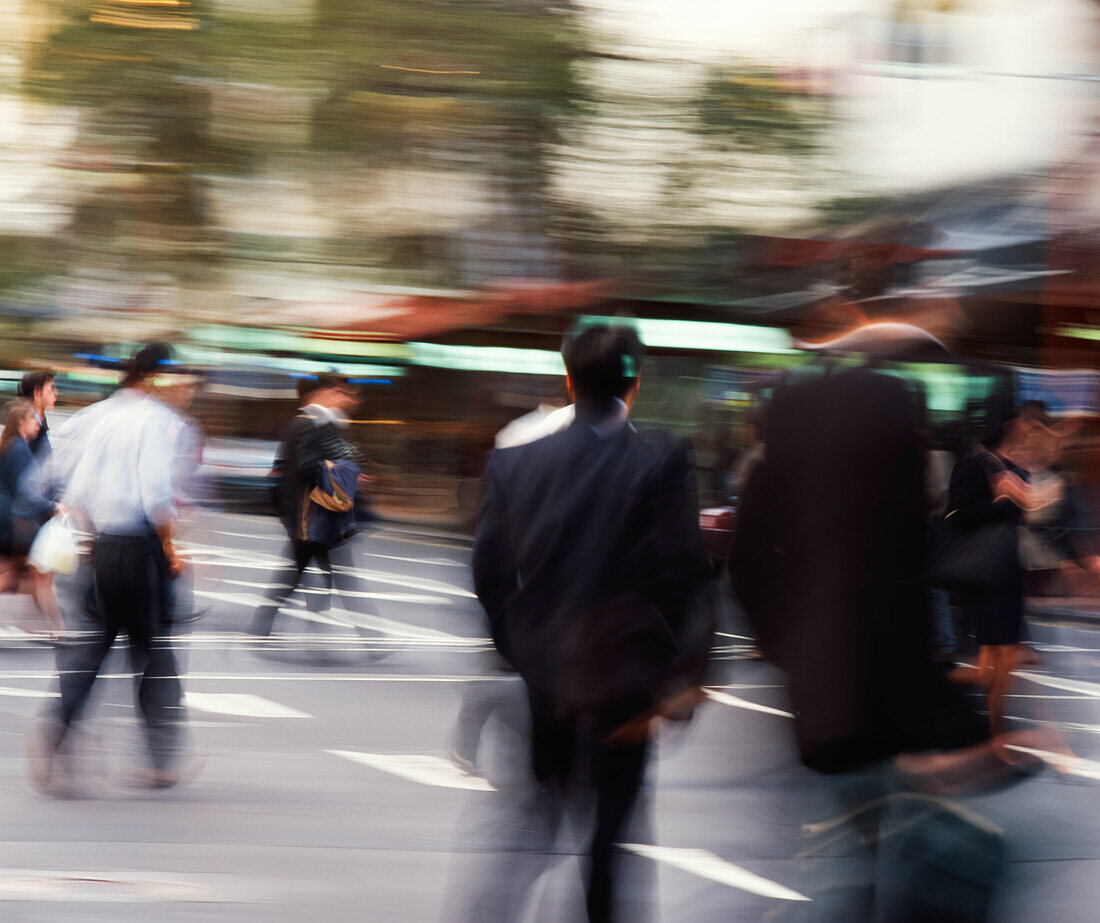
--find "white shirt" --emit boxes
[62,389,179,534]
[495,404,575,449]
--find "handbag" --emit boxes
[928,512,1017,592]
[27,514,80,576]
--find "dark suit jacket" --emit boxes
[0,438,54,554]
[473,403,712,715]
[730,366,985,772]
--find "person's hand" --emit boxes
[603,711,656,747]
[163,544,185,580]
[52,503,67,519]
[658,686,707,720]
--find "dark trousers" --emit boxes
[58,535,182,770]
[252,537,376,634]
[529,693,650,923]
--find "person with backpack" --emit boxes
[248,373,376,640]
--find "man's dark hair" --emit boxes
[313,371,351,393]
[561,323,644,402]
[17,370,55,400]
[122,342,173,387]
[296,376,319,401]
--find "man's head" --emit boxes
[123,342,173,390]
[296,376,319,405]
[561,322,644,406]
[17,370,57,414]
[310,371,359,414]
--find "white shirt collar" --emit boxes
[303,402,350,429]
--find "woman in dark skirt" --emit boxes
[947,402,1062,747]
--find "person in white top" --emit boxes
[30,343,193,794]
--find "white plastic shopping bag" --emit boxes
[27,514,80,576]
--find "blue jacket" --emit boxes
[0,439,54,554]
[302,458,360,547]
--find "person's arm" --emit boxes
[138,420,181,577]
[11,445,56,522]
[990,469,1062,512]
[472,452,518,664]
[948,453,1022,528]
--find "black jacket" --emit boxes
[473,403,712,713]
[730,366,985,772]
[274,407,360,541]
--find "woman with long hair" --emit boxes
[0,400,65,639]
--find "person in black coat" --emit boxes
[249,373,373,639]
[473,323,712,923]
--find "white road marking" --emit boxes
[0,671,512,683]
[0,685,58,699]
[1014,670,1100,699]
[211,532,465,567]
[622,845,811,902]
[184,693,312,719]
[1005,746,1100,781]
[0,870,215,902]
[327,750,495,791]
[216,580,451,606]
[705,689,794,719]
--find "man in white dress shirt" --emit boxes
[30,343,190,792]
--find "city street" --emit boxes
[0,510,1098,921]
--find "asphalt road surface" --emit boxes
[0,509,1098,921]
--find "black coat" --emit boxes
[473,403,712,714]
[730,366,985,772]
[274,408,360,541]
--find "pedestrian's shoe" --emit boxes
[449,744,479,777]
[245,612,274,637]
[26,719,65,796]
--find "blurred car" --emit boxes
[196,437,280,513]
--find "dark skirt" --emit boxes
[956,586,1024,647]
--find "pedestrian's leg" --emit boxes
[586,707,649,923]
[250,541,313,635]
[329,538,380,621]
[127,549,184,773]
[29,569,64,637]
[987,644,1020,747]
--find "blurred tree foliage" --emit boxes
[17,1,834,293]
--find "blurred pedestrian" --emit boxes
[0,400,66,639]
[28,343,192,792]
[248,372,377,640]
[472,322,711,922]
[948,400,1099,752]
[16,369,58,461]
[730,324,1021,919]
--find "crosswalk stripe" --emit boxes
[184,693,312,719]
[1014,670,1100,698]
[326,749,494,791]
[622,845,811,901]
[705,689,794,719]
[0,685,58,699]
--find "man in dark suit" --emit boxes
[473,323,711,922]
